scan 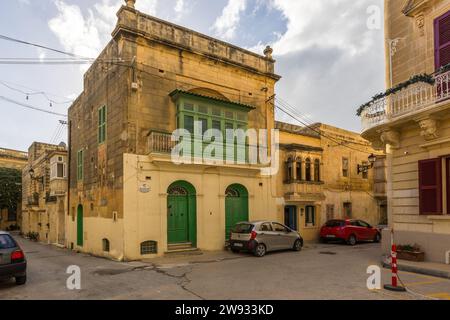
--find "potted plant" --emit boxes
[397,244,425,262]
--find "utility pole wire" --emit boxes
[0,81,74,105]
[0,96,67,117]
[0,34,92,60]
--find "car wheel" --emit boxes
[254,244,266,257]
[293,239,302,251]
[347,235,357,246]
[374,233,381,243]
[15,275,27,285]
[319,237,328,244]
[231,248,240,253]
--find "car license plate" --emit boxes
[234,243,243,247]
[326,235,336,238]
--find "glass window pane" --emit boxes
[225,111,234,119]
[199,118,208,135]
[212,108,221,116]
[57,163,64,178]
[184,103,194,111]
[237,112,247,121]
[198,105,208,114]
[184,115,194,134]
[212,120,221,131]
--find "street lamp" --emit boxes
[29,168,44,185]
[357,154,377,175]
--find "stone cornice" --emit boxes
[402,0,432,17]
[112,6,281,81]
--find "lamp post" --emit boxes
[357,154,377,175]
[29,168,44,185]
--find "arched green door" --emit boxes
[225,184,249,240]
[77,205,83,247]
[167,181,197,246]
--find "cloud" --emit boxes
[37,48,47,62]
[265,0,385,131]
[212,0,247,40]
[48,0,103,59]
[48,0,159,61]
[268,0,379,56]
[174,0,188,21]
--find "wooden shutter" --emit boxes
[435,11,450,69]
[418,158,442,215]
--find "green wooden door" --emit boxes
[225,184,249,240]
[77,205,83,247]
[168,195,189,244]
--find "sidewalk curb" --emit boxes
[382,260,450,280]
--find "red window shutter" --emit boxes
[435,11,450,69]
[418,158,442,215]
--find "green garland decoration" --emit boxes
[356,73,435,116]
[357,62,450,117]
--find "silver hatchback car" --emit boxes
[229,221,303,257]
[0,231,27,285]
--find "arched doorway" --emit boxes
[77,205,83,247]
[225,184,249,240]
[167,181,197,246]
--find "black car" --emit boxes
[0,231,27,285]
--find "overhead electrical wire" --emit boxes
[0,80,74,105]
[273,99,374,155]
[50,122,63,144]
[0,96,67,117]
[0,34,92,60]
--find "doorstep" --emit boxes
[143,249,245,269]
[382,255,450,280]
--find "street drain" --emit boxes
[319,251,337,255]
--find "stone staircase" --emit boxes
[166,242,200,255]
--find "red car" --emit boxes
[320,219,381,246]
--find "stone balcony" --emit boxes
[360,70,450,141]
[284,180,325,203]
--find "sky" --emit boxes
[0,0,385,152]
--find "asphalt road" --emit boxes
[1,236,449,300]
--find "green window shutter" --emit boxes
[98,106,107,144]
[175,99,250,163]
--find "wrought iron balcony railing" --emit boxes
[361,70,450,132]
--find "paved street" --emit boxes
[1,236,450,300]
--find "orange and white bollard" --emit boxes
[384,244,406,292]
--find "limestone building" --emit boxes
[359,0,450,263]
[21,142,68,245]
[277,122,385,241]
[67,1,281,260]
